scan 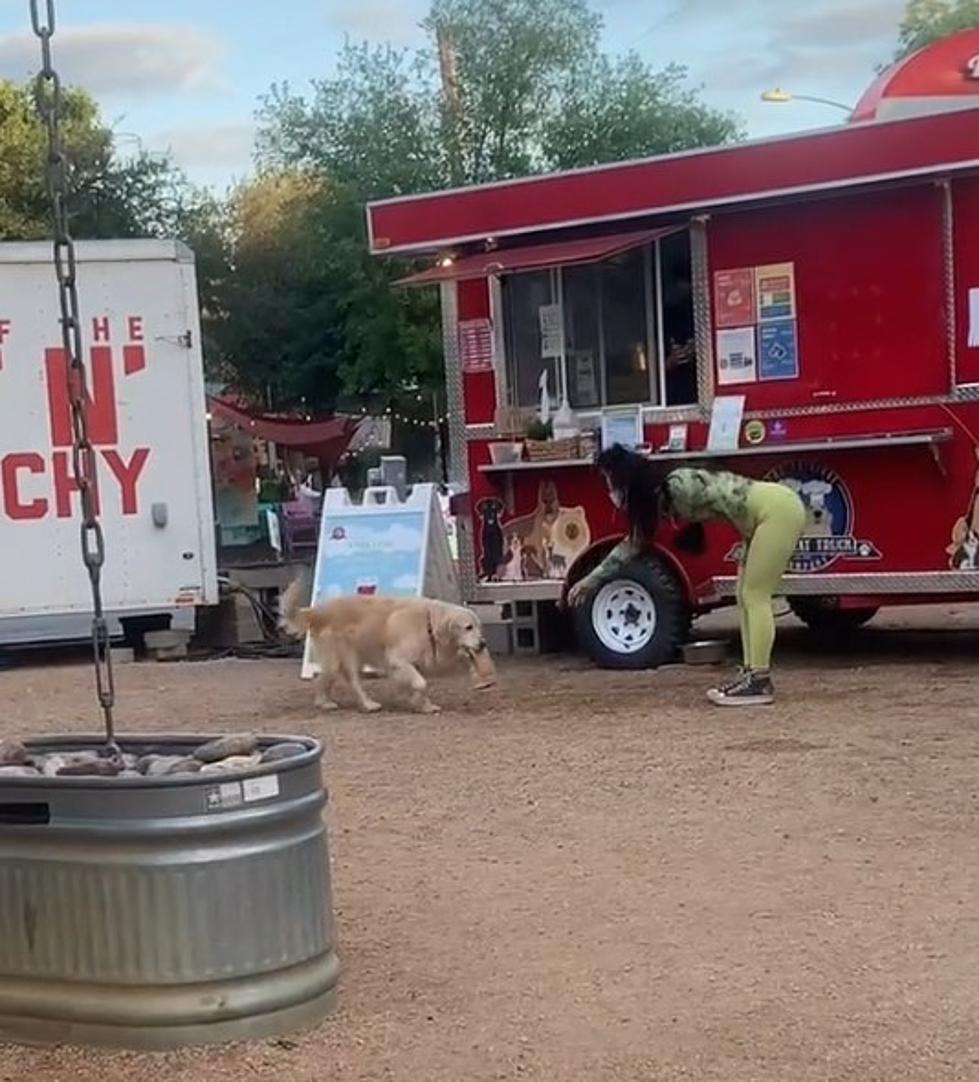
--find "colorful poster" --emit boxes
[757,319,800,381]
[716,326,757,385]
[713,268,755,327]
[459,318,494,372]
[756,262,796,321]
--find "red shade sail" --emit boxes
[208,397,360,462]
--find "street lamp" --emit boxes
[761,88,853,113]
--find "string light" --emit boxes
[345,406,449,430]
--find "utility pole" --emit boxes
[435,20,466,186]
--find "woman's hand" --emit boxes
[565,578,591,609]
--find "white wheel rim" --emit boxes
[591,579,657,655]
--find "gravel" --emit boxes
[0,608,977,1080]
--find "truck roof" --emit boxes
[0,238,194,264]
[366,107,979,257]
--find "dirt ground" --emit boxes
[1,607,979,1081]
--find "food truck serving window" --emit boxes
[500,231,696,412]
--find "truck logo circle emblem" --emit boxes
[725,462,881,573]
[764,462,881,573]
[331,526,346,541]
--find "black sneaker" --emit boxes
[707,670,774,707]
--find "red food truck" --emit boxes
[366,29,979,668]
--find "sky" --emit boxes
[0,0,908,191]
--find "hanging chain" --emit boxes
[31,0,117,750]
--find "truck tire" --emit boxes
[789,596,878,633]
[574,556,691,670]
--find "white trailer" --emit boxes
[0,239,217,644]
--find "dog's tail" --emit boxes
[279,573,314,637]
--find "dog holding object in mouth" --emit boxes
[280,578,497,714]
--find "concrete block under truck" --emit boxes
[0,239,217,648]
[366,30,979,668]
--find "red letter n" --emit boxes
[45,346,118,448]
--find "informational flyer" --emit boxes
[757,319,800,381]
[601,408,642,450]
[571,350,599,407]
[755,262,796,321]
[716,326,758,385]
[707,395,746,452]
[713,268,756,328]
[539,304,564,358]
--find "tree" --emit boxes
[256,43,442,200]
[895,0,979,58]
[0,79,110,238]
[246,0,741,418]
[424,0,603,182]
[545,53,742,171]
[207,174,440,414]
[0,79,204,243]
[257,0,740,194]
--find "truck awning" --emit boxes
[395,226,679,287]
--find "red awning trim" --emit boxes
[395,226,680,287]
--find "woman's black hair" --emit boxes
[595,444,707,555]
[594,444,672,547]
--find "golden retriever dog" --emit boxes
[281,578,496,714]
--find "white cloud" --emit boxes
[0,23,224,96]
[152,122,255,169]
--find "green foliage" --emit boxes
[256,44,442,200]
[423,0,603,182]
[895,0,979,58]
[245,0,741,419]
[0,79,207,243]
[204,174,441,414]
[544,54,741,170]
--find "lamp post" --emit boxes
[761,88,854,113]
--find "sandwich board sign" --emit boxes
[301,483,460,678]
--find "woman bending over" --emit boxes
[568,445,805,707]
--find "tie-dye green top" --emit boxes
[663,467,753,534]
[574,467,753,593]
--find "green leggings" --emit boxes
[736,482,806,672]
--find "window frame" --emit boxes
[495,233,693,418]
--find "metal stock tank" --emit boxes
[0,733,339,1049]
